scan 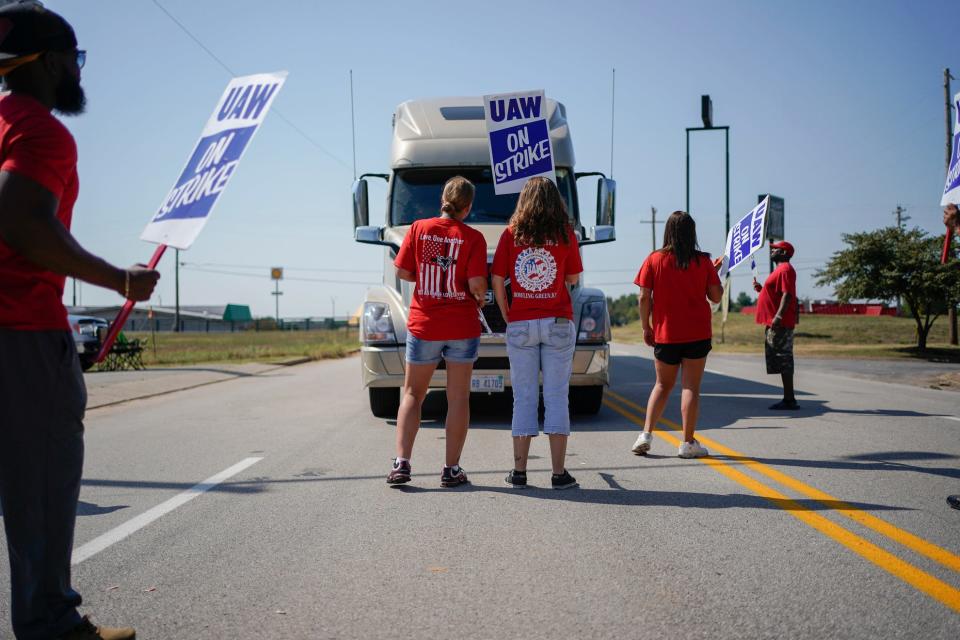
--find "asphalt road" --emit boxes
[2,345,959,639]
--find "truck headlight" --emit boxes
[361,302,397,344]
[578,300,608,344]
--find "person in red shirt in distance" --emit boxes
[492,177,583,489]
[630,211,723,458]
[753,240,799,410]
[0,5,158,640]
[387,176,487,487]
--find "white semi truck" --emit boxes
[352,96,616,418]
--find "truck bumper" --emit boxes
[360,342,609,389]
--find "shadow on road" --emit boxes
[393,480,909,512]
[611,354,947,432]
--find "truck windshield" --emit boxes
[391,167,576,226]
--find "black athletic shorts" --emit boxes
[653,339,712,365]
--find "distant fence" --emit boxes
[739,304,896,317]
[124,317,356,333]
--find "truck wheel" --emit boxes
[79,355,95,372]
[369,388,400,418]
[569,386,604,415]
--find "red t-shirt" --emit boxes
[394,216,487,340]
[634,250,721,344]
[755,262,797,328]
[491,226,583,322]
[0,93,79,331]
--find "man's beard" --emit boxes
[53,76,86,116]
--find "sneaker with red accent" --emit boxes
[440,465,469,487]
[387,459,411,484]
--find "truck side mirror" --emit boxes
[596,177,615,227]
[353,179,369,229]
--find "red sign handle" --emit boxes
[943,226,955,265]
[95,244,167,363]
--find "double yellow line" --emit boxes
[603,389,960,614]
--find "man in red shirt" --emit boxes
[0,6,158,639]
[754,240,799,410]
[943,204,960,511]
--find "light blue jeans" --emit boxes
[506,317,576,437]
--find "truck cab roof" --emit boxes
[391,96,575,169]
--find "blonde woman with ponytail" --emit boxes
[388,176,488,487]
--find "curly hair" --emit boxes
[509,177,570,246]
[660,210,707,269]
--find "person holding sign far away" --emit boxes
[387,176,487,487]
[0,5,159,640]
[943,203,960,511]
[753,240,799,410]
[492,177,583,489]
[630,211,724,458]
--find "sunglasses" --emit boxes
[75,49,86,70]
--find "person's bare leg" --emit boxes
[443,361,473,467]
[679,357,707,443]
[512,436,533,472]
[644,359,679,434]
[548,434,568,475]
[395,362,437,460]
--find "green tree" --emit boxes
[730,291,755,312]
[606,293,639,326]
[815,227,960,350]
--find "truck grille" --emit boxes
[437,357,510,370]
[481,304,506,333]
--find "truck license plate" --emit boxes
[471,374,504,393]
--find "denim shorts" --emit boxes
[405,333,480,365]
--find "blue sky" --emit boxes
[51,0,957,318]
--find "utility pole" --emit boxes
[174,249,180,332]
[893,204,910,230]
[946,68,958,345]
[638,206,663,253]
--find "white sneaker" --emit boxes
[678,439,709,458]
[631,432,653,455]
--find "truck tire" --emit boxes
[569,385,603,415]
[369,387,400,418]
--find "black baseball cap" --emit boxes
[0,2,76,59]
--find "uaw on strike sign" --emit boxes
[942,91,960,206]
[141,71,287,250]
[483,90,555,195]
[720,196,769,277]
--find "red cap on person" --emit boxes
[770,240,794,257]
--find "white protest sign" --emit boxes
[719,196,769,277]
[141,71,288,250]
[483,89,555,195]
[942,91,960,206]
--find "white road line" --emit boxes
[938,416,960,423]
[704,368,723,375]
[72,456,263,565]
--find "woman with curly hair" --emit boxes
[492,177,583,489]
[631,211,723,458]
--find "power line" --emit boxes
[150,0,351,172]
[180,261,380,273]
[181,265,377,285]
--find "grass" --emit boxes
[613,312,960,362]
[125,328,359,366]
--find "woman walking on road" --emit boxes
[387,176,488,487]
[631,211,723,458]
[492,177,584,489]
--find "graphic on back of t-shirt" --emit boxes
[418,233,466,300]
[514,247,557,295]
